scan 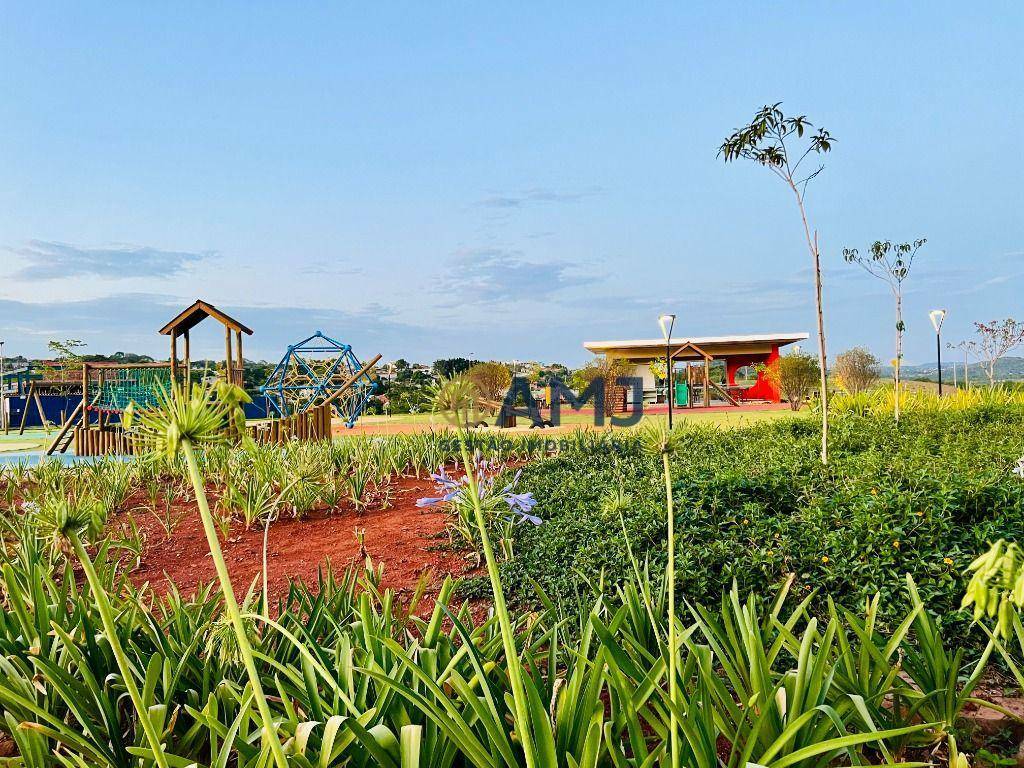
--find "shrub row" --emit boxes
[503,408,1024,629]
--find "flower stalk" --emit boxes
[126,381,288,768]
[432,373,539,766]
[181,440,288,768]
[68,532,171,768]
[457,439,538,767]
[662,448,678,768]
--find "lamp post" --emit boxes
[929,309,947,395]
[659,314,676,429]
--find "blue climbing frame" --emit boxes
[260,331,378,428]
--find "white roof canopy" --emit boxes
[584,333,809,359]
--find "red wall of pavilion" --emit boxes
[724,344,782,402]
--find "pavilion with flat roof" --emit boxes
[583,332,809,406]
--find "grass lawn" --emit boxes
[0,411,796,455]
[0,429,48,453]
[355,407,796,430]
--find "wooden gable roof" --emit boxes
[158,300,254,336]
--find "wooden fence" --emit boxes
[71,403,334,456]
[74,426,140,456]
[247,403,333,445]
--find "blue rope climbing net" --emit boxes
[260,331,378,428]
[92,366,172,412]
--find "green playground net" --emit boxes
[91,366,172,412]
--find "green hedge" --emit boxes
[502,409,1024,627]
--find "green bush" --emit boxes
[503,408,1024,628]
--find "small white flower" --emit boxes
[1013,457,1024,478]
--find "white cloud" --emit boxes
[6,240,214,280]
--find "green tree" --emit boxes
[965,319,1024,386]
[833,346,880,394]
[761,352,821,411]
[530,362,571,387]
[467,361,512,406]
[570,357,633,416]
[432,357,473,379]
[47,338,86,361]
[720,103,835,462]
[45,338,87,379]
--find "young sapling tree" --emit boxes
[965,319,1024,386]
[720,103,836,462]
[833,346,880,394]
[842,238,926,420]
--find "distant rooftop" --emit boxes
[584,333,809,357]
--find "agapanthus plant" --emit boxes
[124,379,288,768]
[418,449,539,559]
[428,374,541,765]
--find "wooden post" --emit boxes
[183,329,191,388]
[33,387,49,434]
[224,327,233,384]
[170,332,178,384]
[18,382,35,435]
[703,358,710,407]
[81,364,89,427]
[97,371,106,429]
[235,329,244,386]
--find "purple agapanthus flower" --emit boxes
[417,455,541,525]
[503,493,541,525]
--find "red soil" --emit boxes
[118,473,477,609]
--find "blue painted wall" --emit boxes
[7,395,83,429]
[9,393,275,428]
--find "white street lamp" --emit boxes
[659,314,676,428]
[929,309,947,395]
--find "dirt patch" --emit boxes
[118,473,478,609]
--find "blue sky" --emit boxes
[1,3,1022,366]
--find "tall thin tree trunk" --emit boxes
[790,182,829,464]
[894,293,902,422]
[812,233,829,464]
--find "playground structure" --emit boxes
[41,300,381,456]
[669,341,740,408]
[14,379,81,436]
[260,331,380,428]
[45,361,173,456]
[159,299,253,387]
